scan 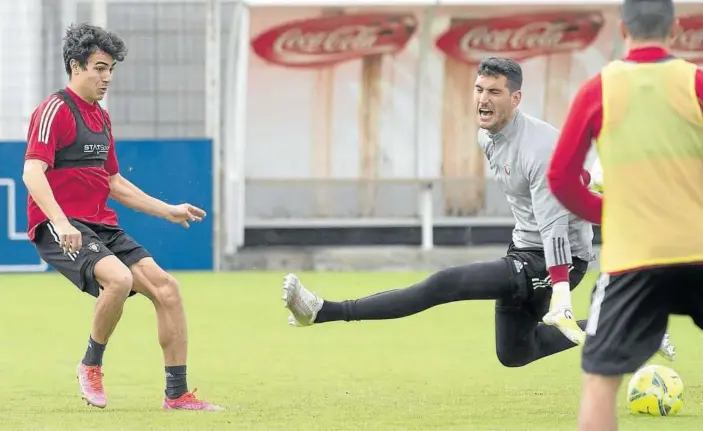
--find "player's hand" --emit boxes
[165,203,207,228]
[54,218,82,255]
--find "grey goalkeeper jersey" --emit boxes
[478,109,594,268]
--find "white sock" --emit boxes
[551,281,572,310]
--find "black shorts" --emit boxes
[500,242,589,320]
[33,218,152,298]
[582,264,703,375]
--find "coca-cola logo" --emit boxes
[251,13,417,68]
[435,11,605,64]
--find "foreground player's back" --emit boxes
[597,57,703,273]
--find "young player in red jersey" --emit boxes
[23,23,223,411]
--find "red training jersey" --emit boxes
[547,46,703,224]
[25,87,119,241]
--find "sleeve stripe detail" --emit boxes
[38,97,64,144]
[552,237,569,266]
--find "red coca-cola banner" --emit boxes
[250,8,703,69]
[434,11,605,65]
[251,13,418,68]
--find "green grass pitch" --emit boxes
[0,270,700,430]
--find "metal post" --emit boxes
[233,3,250,251]
[224,0,250,255]
[205,0,222,270]
[414,3,437,251]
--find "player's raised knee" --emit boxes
[131,259,183,308]
[95,256,134,299]
[100,271,133,298]
[153,274,182,309]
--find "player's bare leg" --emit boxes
[78,256,133,409]
[130,258,223,411]
[578,373,622,431]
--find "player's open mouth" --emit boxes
[479,109,493,120]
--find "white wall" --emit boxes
[0,0,43,140]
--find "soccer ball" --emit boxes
[627,364,684,416]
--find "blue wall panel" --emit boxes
[0,139,213,273]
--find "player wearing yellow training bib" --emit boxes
[546,1,703,430]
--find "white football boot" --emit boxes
[282,273,323,327]
[657,332,676,361]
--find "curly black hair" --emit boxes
[62,23,128,76]
[477,57,522,93]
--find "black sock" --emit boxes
[315,286,437,323]
[81,336,106,367]
[315,301,345,323]
[165,365,188,399]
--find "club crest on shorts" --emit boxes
[504,164,511,176]
[87,242,100,253]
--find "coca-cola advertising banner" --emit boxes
[434,11,606,64]
[251,8,703,69]
[244,4,703,217]
[251,13,419,68]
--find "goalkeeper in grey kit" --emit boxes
[282,57,675,367]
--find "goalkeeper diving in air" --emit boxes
[281,56,675,368]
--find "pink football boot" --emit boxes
[163,388,224,411]
[77,363,107,408]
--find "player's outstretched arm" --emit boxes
[109,173,170,217]
[108,174,206,228]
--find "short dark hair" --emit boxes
[477,57,523,93]
[63,23,128,76]
[621,0,675,41]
